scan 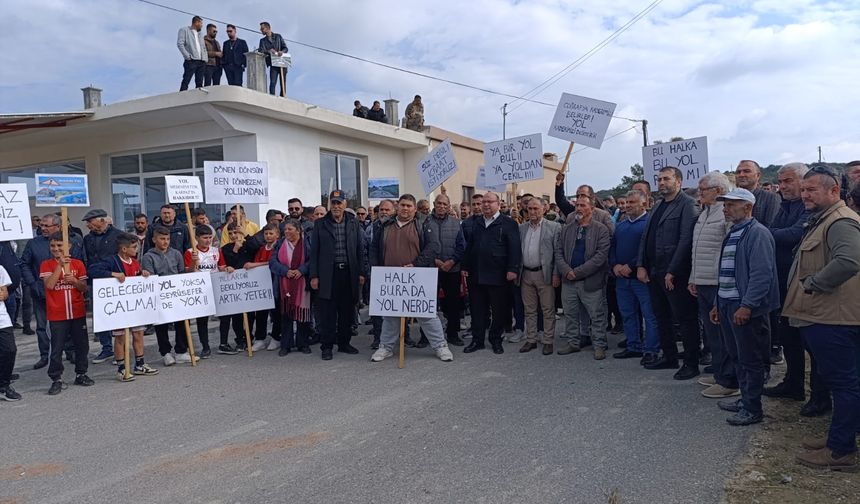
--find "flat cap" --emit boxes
[81,208,108,221]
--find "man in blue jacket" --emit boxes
[709,188,780,426]
[20,214,86,369]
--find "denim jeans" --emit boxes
[718,299,769,415]
[97,331,113,354]
[180,59,205,90]
[280,316,311,349]
[268,66,285,95]
[380,316,446,352]
[801,324,860,456]
[616,277,660,354]
[698,285,736,388]
[560,281,607,349]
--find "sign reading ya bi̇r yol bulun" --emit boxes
[483,133,544,187]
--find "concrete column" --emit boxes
[245,51,267,93]
[81,86,102,108]
[384,99,399,126]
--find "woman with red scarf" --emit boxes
[268,220,312,356]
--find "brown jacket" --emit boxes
[554,218,610,292]
[204,36,221,66]
[782,201,860,325]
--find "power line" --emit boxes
[136,0,649,121]
[572,125,639,154]
[506,0,664,115]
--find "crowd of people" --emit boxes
[1,160,859,471]
[177,16,287,95]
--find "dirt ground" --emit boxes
[724,376,859,503]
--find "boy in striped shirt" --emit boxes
[39,233,94,394]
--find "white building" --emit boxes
[0,86,558,232]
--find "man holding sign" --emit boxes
[369,194,453,363]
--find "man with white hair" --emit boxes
[689,171,735,398]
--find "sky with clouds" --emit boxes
[2,0,859,190]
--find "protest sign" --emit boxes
[547,93,617,149]
[204,161,269,204]
[156,272,216,323]
[34,174,89,207]
[93,276,158,333]
[210,266,275,317]
[642,136,709,189]
[0,183,33,241]
[271,52,292,68]
[483,133,543,186]
[368,178,400,199]
[417,139,458,195]
[475,167,505,192]
[369,267,438,318]
[165,175,203,203]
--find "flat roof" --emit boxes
[0,112,93,134]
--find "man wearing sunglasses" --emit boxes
[222,24,249,86]
[784,165,860,471]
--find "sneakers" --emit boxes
[507,329,525,343]
[796,448,858,471]
[717,398,743,412]
[74,374,95,386]
[698,375,716,386]
[436,346,454,362]
[370,348,394,362]
[116,372,136,382]
[770,347,785,365]
[133,363,159,376]
[251,340,267,352]
[0,385,22,401]
[163,353,176,366]
[174,352,198,364]
[726,408,763,426]
[199,348,211,359]
[266,338,280,351]
[701,384,741,398]
[218,344,239,355]
[93,350,115,364]
[48,380,67,396]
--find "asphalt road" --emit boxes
[1,315,753,504]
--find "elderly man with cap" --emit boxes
[82,209,125,364]
[19,213,86,369]
[709,188,780,426]
[309,190,368,361]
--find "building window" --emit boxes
[320,152,362,207]
[461,185,474,205]
[110,145,225,232]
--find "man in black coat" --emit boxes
[143,205,191,255]
[461,191,522,354]
[309,190,368,360]
[82,209,125,364]
[222,24,249,86]
[637,166,700,379]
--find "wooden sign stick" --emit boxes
[182,203,198,366]
[183,320,197,367]
[399,317,406,369]
[243,312,253,357]
[561,142,575,174]
[124,328,132,380]
[279,67,286,97]
[60,207,70,274]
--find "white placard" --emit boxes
[642,136,709,189]
[210,266,276,316]
[204,161,269,204]
[0,184,33,241]
[369,267,439,318]
[547,93,617,149]
[483,133,543,186]
[271,52,292,68]
[156,272,216,323]
[475,167,505,192]
[417,139,458,195]
[93,276,159,333]
[165,175,203,203]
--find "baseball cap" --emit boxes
[329,190,346,203]
[717,188,756,204]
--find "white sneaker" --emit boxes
[371,348,393,362]
[174,352,198,364]
[162,353,176,366]
[251,340,267,352]
[266,338,280,351]
[435,346,454,362]
[507,329,525,343]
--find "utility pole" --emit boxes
[502,103,507,140]
[641,119,649,147]
[818,146,822,163]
